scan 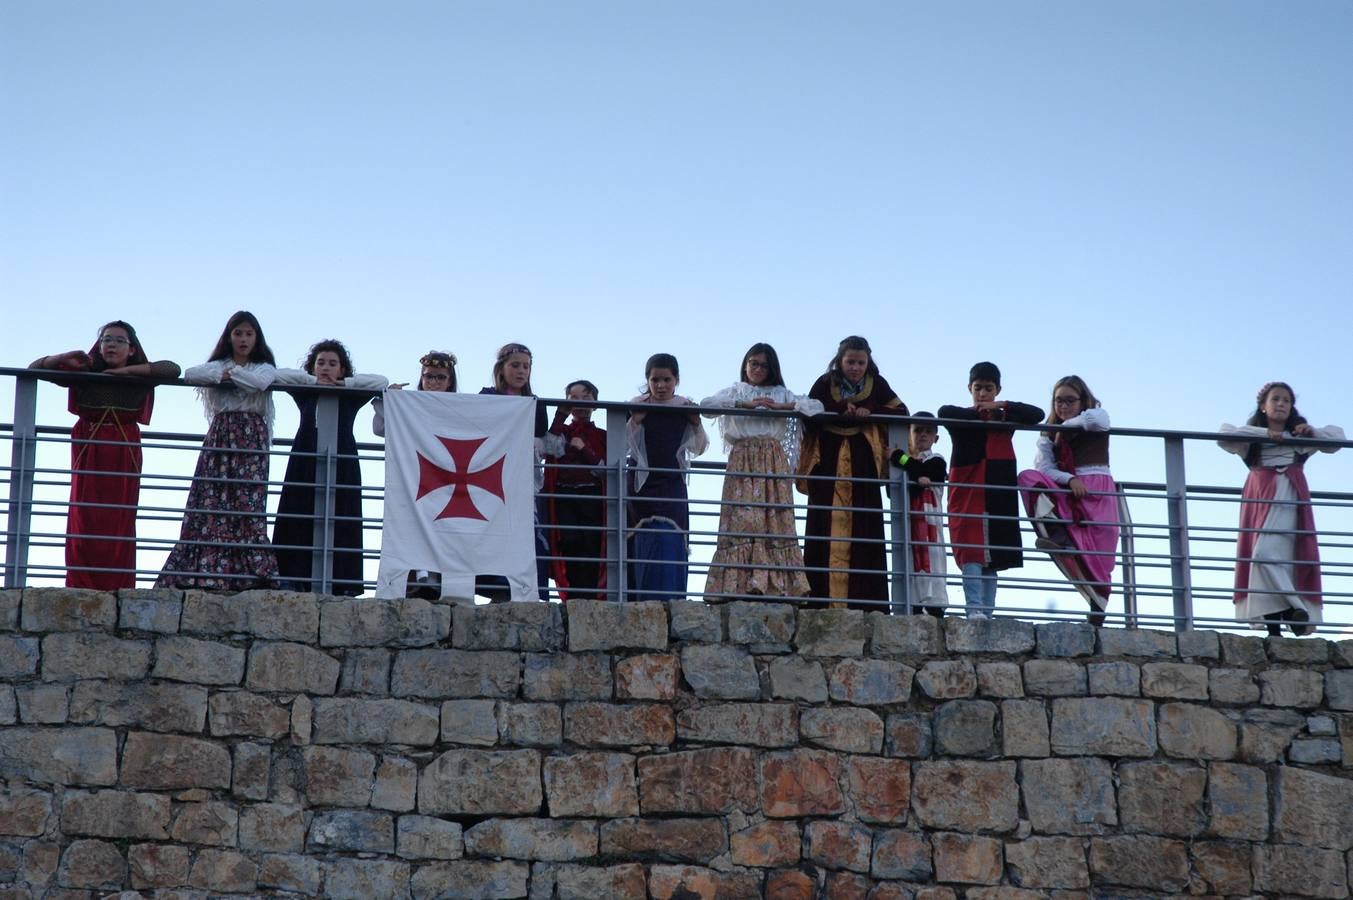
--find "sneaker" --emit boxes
[1288,608,1314,637]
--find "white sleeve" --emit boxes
[345,373,389,391]
[1302,424,1346,455]
[700,384,740,416]
[229,363,277,392]
[1033,435,1073,485]
[1218,423,1267,455]
[271,368,316,386]
[1074,408,1110,431]
[183,361,226,385]
[794,394,825,416]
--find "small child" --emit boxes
[544,379,607,600]
[937,362,1044,617]
[889,412,949,617]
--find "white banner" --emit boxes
[376,391,538,602]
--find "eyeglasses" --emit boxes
[422,373,451,383]
[745,360,770,370]
[1053,396,1081,406]
[99,336,131,346]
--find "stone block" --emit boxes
[244,641,340,694]
[1290,737,1343,764]
[680,644,761,699]
[1097,627,1176,658]
[544,752,639,817]
[61,790,170,839]
[41,632,149,680]
[1206,761,1268,841]
[599,817,723,863]
[871,829,933,881]
[312,697,440,745]
[730,820,800,867]
[259,853,323,896]
[208,690,289,738]
[976,661,1023,698]
[441,698,499,745]
[1087,835,1189,893]
[915,660,977,700]
[118,590,183,633]
[170,801,239,846]
[0,588,18,629]
[1309,713,1338,735]
[501,702,563,746]
[933,699,998,757]
[181,588,319,641]
[0,635,40,678]
[0,788,52,836]
[57,838,125,890]
[119,732,231,790]
[1209,667,1260,704]
[188,847,258,892]
[1086,660,1139,696]
[68,680,207,732]
[373,755,418,811]
[398,814,464,860]
[872,611,944,656]
[1190,840,1252,895]
[232,741,269,800]
[128,842,191,889]
[152,635,246,685]
[453,600,564,651]
[1274,765,1353,850]
[546,862,647,900]
[1140,661,1208,699]
[885,711,933,757]
[1325,669,1353,710]
[1036,622,1096,657]
[1260,667,1324,708]
[523,652,612,700]
[1268,634,1330,663]
[321,597,449,647]
[19,840,59,888]
[1176,629,1220,659]
[669,599,721,641]
[324,858,412,900]
[944,617,1035,654]
[1022,659,1086,696]
[727,600,796,649]
[1219,630,1267,665]
[0,685,12,724]
[647,865,762,900]
[464,817,597,861]
[15,683,67,723]
[1001,698,1050,757]
[1117,761,1205,837]
[21,587,116,631]
[564,702,675,747]
[410,860,527,899]
[639,746,758,814]
[0,726,117,786]
[340,647,390,695]
[1343,715,1353,767]
[1020,757,1116,835]
[805,819,873,873]
[615,653,680,700]
[308,809,395,854]
[240,803,308,853]
[1157,702,1236,760]
[418,748,542,815]
[300,745,375,807]
[676,702,796,747]
[913,760,1018,832]
[1239,707,1305,763]
[767,655,829,702]
[795,608,869,656]
[829,657,915,705]
[801,706,884,753]
[1049,697,1156,756]
[1252,844,1349,898]
[567,598,667,651]
[1004,836,1089,889]
[932,832,1002,885]
[392,648,520,698]
[1334,639,1353,667]
[840,756,909,826]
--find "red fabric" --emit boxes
[1234,464,1322,606]
[544,418,608,601]
[66,404,145,589]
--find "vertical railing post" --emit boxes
[886,419,912,615]
[4,374,38,588]
[309,391,338,595]
[1163,436,1194,631]
[605,407,628,602]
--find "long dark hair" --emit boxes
[740,342,785,387]
[492,342,534,396]
[207,310,275,365]
[1246,381,1306,430]
[828,335,878,380]
[418,351,458,392]
[87,320,149,372]
[645,353,680,380]
[303,339,355,377]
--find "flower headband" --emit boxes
[497,343,531,360]
[420,351,457,368]
[1256,381,1289,405]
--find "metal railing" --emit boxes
[5,366,1352,635]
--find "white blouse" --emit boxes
[700,382,823,469]
[184,360,278,435]
[1218,423,1345,468]
[1033,408,1112,485]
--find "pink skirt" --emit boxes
[1018,470,1119,598]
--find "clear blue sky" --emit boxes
[4,1,1351,621]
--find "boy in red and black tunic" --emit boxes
[938,362,1044,618]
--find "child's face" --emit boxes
[98,326,134,368]
[911,425,937,453]
[647,367,677,401]
[1053,385,1083,418]
[744,353,770,386]
[566,383,595,422]
[1262,387,1293,427]
[230,324,257,363]
[840,350,870,384]
[419,366,451,391]
[969,379,1000,404]
[501,353,531,394]
[312,351,343,384]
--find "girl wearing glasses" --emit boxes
[31,321,180,589]
[700,343,821,600]
[1018,375,1118,625]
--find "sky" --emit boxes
[3,1,1351,626]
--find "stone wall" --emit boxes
[3,588,1353,899]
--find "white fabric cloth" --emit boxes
[1033,407,1111,484]
[910,448,949,609]
[1217,423,1346,464]
[376,392,538,602]
[184,360,277,437]
[700,382,822,471]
